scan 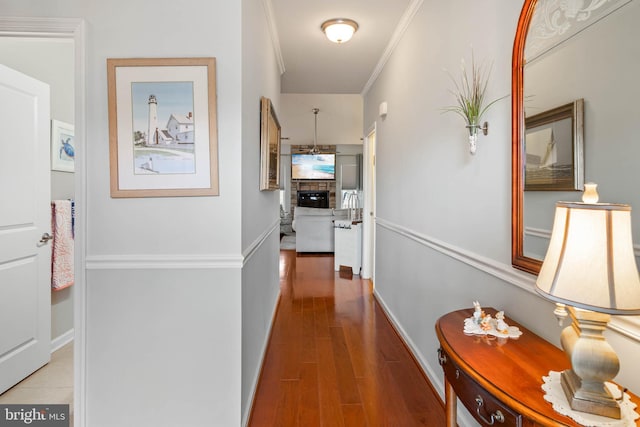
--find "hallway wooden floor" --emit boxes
[248,250,446,426]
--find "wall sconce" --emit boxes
[441,51,505,155]
[536,185,640,419]
[321,18,359,44]
[465,122,488,154]
[379,101,388,118]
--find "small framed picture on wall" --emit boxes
[51,119,75,173]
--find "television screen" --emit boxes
[291,153,336,180]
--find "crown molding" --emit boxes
[361,0,424,96]
[0,16,83,37]
[262,0,286,75]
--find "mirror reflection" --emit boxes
[518,0,640,268]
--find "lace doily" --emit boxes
[542,371,639,426]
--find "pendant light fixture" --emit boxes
[321,18,359,44]
[310,108,320,154]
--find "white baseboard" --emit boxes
[51,329,74,353]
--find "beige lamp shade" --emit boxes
[536,202,640,315]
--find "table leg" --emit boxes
[445,377,457,427]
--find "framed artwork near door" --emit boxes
[51,119,75,173]
[107,57,219,197]
[259,96,281,191]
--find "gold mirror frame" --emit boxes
[512,0,541,275]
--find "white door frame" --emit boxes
[0,17,87,427]
[362,123,376,281]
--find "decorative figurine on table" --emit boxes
[480,313,493,331]
[464,301,522,338]
[473,300,483,323]
[495,311,509,334]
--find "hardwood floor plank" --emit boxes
[248,251,445,427]
[356,373,416,427]
[297,363,321,427]
[341,404,367,427]
[273,380,300,426]
[329,326,361,404]
[313,297,330,338]
[387,359,446,426]
[374,306,405,362]
[342,323,368,379]
[316,337,346,427]
[280,309,302,380]
[300,302,317,363]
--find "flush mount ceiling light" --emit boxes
[321,18,359,44]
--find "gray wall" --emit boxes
[240,0,282,422]
[0,37,75,345]
[363,2,640,426]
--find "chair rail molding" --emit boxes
[85,219,279,270]
[85,254,244,270]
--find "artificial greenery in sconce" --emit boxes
[441,51,506,154]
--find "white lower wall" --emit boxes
[240,0,283,423]
[86,267,241,427]
[240,226,281,424]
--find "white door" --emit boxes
[362,126,376,280]
[0,64,51,394]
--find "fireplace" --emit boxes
[297,190,329,208]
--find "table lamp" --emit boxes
[536,184,640,419]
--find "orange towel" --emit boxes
[51,200,74,290]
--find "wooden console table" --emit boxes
[436,308,640,426]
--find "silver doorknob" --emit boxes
[39,233,53,244]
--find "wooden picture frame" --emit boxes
[259,97,281,191]
[51,119,75,173]
[524,98,584,191]
[107,57,219,197]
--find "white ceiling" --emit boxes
[269,0,413,94]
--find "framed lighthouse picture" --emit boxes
[107,57,219,197]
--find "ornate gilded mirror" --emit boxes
[512,0,640,275]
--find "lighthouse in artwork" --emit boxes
[147,94,158,145]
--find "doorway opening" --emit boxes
[0,18,85,426]
[362,125,376,281]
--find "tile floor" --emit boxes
[0,342,73,425]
